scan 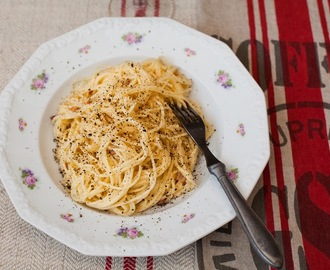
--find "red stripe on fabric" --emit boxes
[274,0,330,269]
[121,0,126,16]
[260,164,275,231]
[147,256,154,270]
[105,257,112,270]
[124,257,136,270]
[154,0,160,17]
[246,0,259,82]
[257,0,295,268]
[317,0,330,67]
[135,1,147,17]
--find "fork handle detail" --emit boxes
[208,162,283,269]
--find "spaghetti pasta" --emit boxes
[52,58,212,216]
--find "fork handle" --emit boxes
[208,162,283,269]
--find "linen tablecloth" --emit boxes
[1,0,329,269]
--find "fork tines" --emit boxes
[169,102,203,125]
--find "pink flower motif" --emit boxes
[184,48,196,57]
[18,118,27,131]
[61,213,74,223]
[182,213,195,223]
[127,228,140,238]
[116,227,143,239]
[126,33,136,44]
[237,123,246,136]
[122,32,143,45]
[218,74,228,84]
[33,78,45,88]
[31,70,49,90]
[79,45,91,54]
[227,168,239,181]
[217,70,233,88]
[24,175,36,186]
[19,168,37,189]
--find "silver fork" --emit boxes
[170,102,283,269]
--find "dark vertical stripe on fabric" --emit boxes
[105,257,112,270]
[196,239,206,270]
[246,0,259,83]
[134,1,147,17]
[147,256,154,270]
[259,164,275,231]
[154,0,160,16]
[124,257,137,270]
[121,0,126,17]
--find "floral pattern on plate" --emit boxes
[78,45,91,54]
[61,213,74,223]
[19,168,37,189]
[184,48,196,57]
[31,70,49,90]
[116,227,144,239]
[237,123,246,136]
[216,70,233,88]
[122,32,144,45]
[182,213,195,223]
[18,118,27,131]
[227,168,239,181]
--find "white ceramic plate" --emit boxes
[0,18,269,256]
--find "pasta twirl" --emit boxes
[52,58,213,216]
